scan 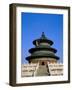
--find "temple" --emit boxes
[26,32,59,64]
[22,32,63,77]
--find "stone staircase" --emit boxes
[36,65,50,76]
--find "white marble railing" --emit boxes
[21,63,39,77]
[47,62,63,76]
[33,63,39,76]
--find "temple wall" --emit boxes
[39,42,50,46]
[30,58,57,65]
[32,50,54,55]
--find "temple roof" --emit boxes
[40,32,47,39]
[29,47,57,53]
[33,32,53,46]
[26,54,59,60]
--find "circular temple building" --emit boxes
[26,32,59,65]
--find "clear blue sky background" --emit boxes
[21,12,63,64]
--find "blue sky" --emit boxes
[21,12,63,64]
